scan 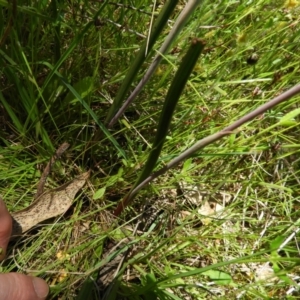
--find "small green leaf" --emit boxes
[110,228,131,240]
[280,120,297,126]
[64,76,94,103]
[145,272,157,284]
[278,108,300,126]
[213,85,227,96]
[272,59,282,65]
[182,158,193,172]
[270,235,285,252]
[229,133,236,148]
[93,187,106,200]
[105,168,124,187]
[76,277,97,300]
[202,270,232,285]
[121,119,131,129]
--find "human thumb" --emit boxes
[0,273,49,300]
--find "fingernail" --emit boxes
[32,277,49,299]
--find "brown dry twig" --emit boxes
[35,142,70,199]
[114,83,300,216]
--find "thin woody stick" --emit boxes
[114,83,300,216]
[35,142,70,199]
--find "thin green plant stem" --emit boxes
[0,0,51,20]
[108,0,203,127]
[105,0,180,125]
[50,0,61,63]
[0,91,22,131]
[1,46,53,147]
[124,83,300,205]
[44,64,128,160]
[0,0,16,47]
[120,245,277,295]
[114,38,206,216]
[41,0,109,97]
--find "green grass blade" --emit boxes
[41,0,109,93]
[0,91,22,132]
[105,0,180,125]
[45,64,127,159]
[129,84,300,202]
[50,0,61,63]
[110,0,204,127]
[0,50,53,147]
[114,38,205,215]
[136,38,206,186]
[75,277,97,300]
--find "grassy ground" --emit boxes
[1,0,300,299]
